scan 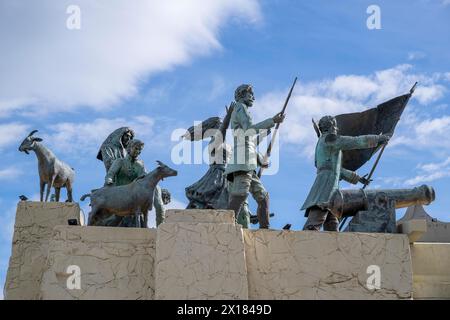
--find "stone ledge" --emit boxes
[164,209,235,224]
[419,222,450,243]
[14,201,81,228]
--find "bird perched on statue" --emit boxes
[19,195,28,201]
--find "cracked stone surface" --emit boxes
[411,243,450,299]
[155,222,248,300]
[164,209,235,224]
[4,201,81,300]
[40,226,156,300]
[6,206,426,300]
[243,230,413,300]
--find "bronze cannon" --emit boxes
[327,185,435,233]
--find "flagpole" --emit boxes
[362,144,387,191]
[338,82,418,231]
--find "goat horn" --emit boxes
[28,130,38,137]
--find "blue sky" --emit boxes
[1,0,450,297]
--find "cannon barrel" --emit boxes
[328,185,435,218]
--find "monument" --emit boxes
[3,81,449,301]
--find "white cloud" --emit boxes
[407,51,426,61]
[405,157,450,186]
[255,64,448,158]
[41,116,156,157]
[416,116,450,138]
[164,197,187,210]
[393,115,450,150]
[419,157,450,172]
[0,0,261,117]
[0,167,22,181]
[0,123,29,149]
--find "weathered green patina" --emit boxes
[225,84,284,229]
[106,155,146,186]
[224,101,275,176]
[301,116,385,215]
[104,139,166,227]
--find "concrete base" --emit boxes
[3,201,81,300]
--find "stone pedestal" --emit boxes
[155,210,248,300]
[3,201,81,300]
[243,230,413,299]
[40,226,156,300]
[5,206,445,300]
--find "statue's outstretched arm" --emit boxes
[234,106,274,135]
[332,135,380,151]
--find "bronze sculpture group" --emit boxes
[18,81,436,232]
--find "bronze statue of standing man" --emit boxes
[225,84,285,229]
[301,116,390,231]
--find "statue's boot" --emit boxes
[323,213,339,231]
[256,195,270,229]
[228,194,247,220]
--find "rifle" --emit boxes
[257,77,298,178]
[220,104,235,138]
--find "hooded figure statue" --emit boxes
[97,127,135,172]
[91,127,168,228]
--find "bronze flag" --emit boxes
[336,89,414,171]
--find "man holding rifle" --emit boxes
[225,84,285,229]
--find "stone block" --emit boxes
[4,201,81,300]
[40,226,156,300]
[155,222,248,300]
[244,229,413,299]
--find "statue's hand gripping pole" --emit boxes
[257,77,298,178]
